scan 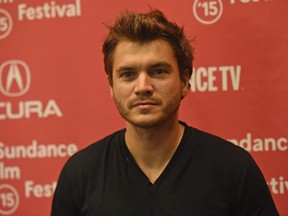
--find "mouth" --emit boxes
[132,101,159,109]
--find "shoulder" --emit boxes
[185,123,246,153]
[63,129,125,174]
[182,123,271,192]
[182,123,255,167]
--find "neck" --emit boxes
[125,118,184,183]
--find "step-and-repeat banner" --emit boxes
[1,0,287,215]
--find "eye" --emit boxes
[119,71,137,80]
[150,68,168,77]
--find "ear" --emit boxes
[109,86,114,98]
[181,69,191,99]
[108,75,114,98]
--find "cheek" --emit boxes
[112,85,132,101]
[160,80,182,94]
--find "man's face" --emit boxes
[110,39,189,128]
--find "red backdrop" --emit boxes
[1,0,287,215]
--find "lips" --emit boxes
[128,99,160,109]
[133,101,157,107]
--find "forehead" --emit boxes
[112,39,177,69]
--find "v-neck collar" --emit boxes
[119,122,189,193]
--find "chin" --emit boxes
[126,115,172,129]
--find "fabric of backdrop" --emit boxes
[0,0,287,215]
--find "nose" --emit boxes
[134,72,153,96]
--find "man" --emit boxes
[51,9,279,215]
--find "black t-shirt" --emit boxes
[51,122,279,216]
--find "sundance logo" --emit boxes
[0,59,63,120]
[0,8,13,39]
[192,0,223,25]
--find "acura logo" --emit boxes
[0,60,31,97]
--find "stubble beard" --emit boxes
[113,93,182,129]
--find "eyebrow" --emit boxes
[149,62,173,69]
[115,61,173,72]
[115,66,134,73]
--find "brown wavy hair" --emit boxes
[102,9,194,85]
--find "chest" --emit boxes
[80,157,231,216]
